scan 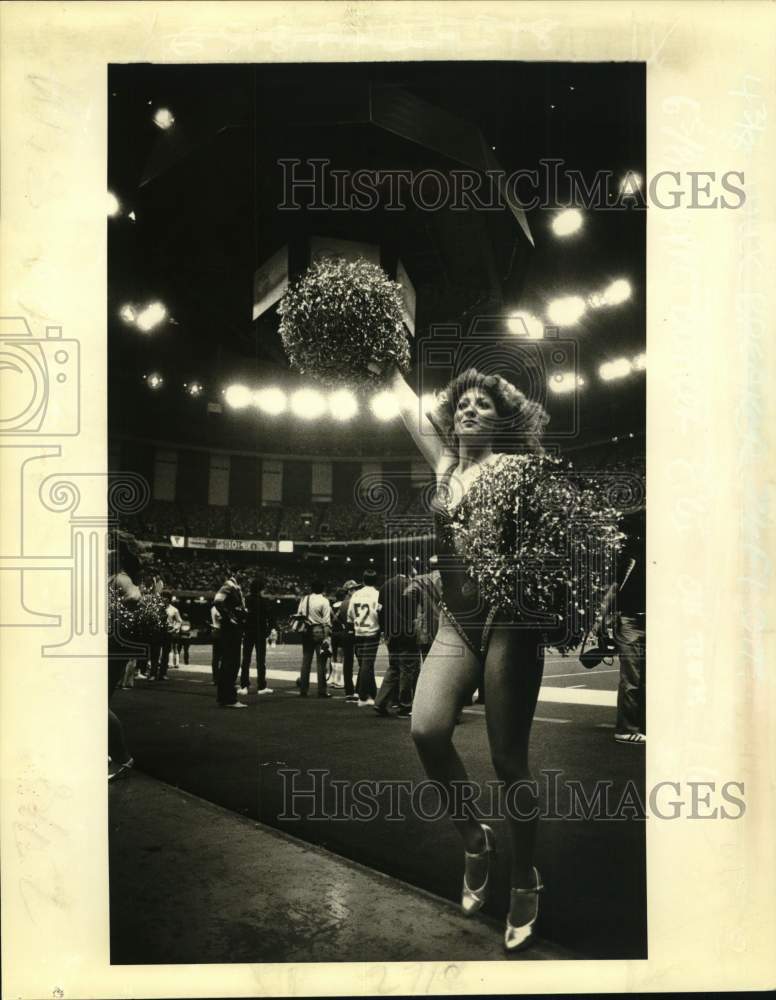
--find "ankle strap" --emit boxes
[510,874,543,895]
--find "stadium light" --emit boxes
[145,373,164,390]
[135,302,167,332]
[185,382,203,397]
[224,384,253,409]
[548,372,585,394]
[508,310,544,339]
[551,209,583,237]
[255,387,287,415]
[291,388,327,420]
[547,295,586,326]
[153,107,175,130]
[119,304,136,324]
[107,192,121,217]
[599,358,633,382]
[370,390,400,421]
[328,388,359,421]
[619,172,642,198]
[603,279,632,306]
[633,353,646,371]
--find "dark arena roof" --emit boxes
[109,61,645,458]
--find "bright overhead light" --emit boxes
[153,107,175,130]
[603,279,632,306]
[551,209,583,237]
[547,295,586,326]
[127,210,136,222]
[291,388,327,420]
[255,387,287,415]
[135,302,167,332]
[508,310,544,339]
[146,373,164,390]
[619,172,642,197]
[119,304,136,324]
[328,388,359,422]
[224,384,253,409]
[185,382,203,397]
[548,372,585,394]
[370,390,400,421]
[633,353,646,371]
[600,358,633,382]
[107,192,121,217]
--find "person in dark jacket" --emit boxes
[333,579,359,701]
[373,556,422,718]
[239,575,273,696]
[598,506,646,744]
[213,568,248,708]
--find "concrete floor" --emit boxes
[109,772,577,964]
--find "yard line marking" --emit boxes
[461,708,570,724]
[538,687,617,707]
[567,684,586,689]
[544,668,619,679]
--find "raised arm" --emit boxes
[386,365,453,471]
[114,570,141,605]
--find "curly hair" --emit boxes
[427,368,549,455]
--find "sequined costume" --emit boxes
[433,457,500,661]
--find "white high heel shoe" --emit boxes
[461,824,496,916]
[504,867,543,953]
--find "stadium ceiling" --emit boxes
[109,62,645,452]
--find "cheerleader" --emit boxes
[107,532,143,781]
[389,364,550,953]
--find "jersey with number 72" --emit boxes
[347,585,382,636]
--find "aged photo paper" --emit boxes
[1,1,774,997]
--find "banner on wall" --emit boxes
[170,536,279,552]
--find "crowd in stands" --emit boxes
[144,553,345,597]
[318,507,363,540]
[119,447,645,546]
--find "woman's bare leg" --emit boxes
[410,613,483,860]
[483,625,544,916]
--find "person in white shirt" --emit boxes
[157,592,182,681]
[210,602,222,685]
[296,580,332,698]
[347,569,382,706]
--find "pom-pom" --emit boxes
[278,257,411,386]
[109,586,167,646]
[449,454,625,629]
